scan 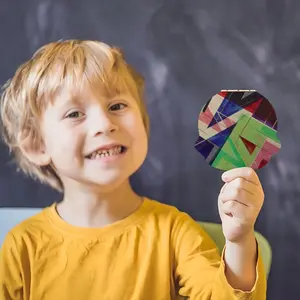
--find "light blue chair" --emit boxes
[0,208,271,277]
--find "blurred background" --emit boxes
[0,0,299,298]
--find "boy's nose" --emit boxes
[88,110,118,136]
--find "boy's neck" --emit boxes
[56,180,143,228]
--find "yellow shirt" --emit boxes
[0,198,266,300]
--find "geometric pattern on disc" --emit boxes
[195,90,281,171]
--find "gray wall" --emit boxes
[0,0,299,298]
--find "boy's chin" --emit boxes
[85,172,131,190]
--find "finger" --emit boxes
[223,177,263,196]
[221,200,249,219]
[221,167,260,186]
[220,182,228,194]
[219,187,253,207]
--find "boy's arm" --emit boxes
[224,232,258,291]
[0,232,24,300]
[172,213,267,300]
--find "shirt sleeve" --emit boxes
[0,232,24,300]
[172,212,267,300]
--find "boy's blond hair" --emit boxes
[0,39,149,192]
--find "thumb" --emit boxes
[221,170,232,182]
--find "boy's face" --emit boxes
[38,85,148,191]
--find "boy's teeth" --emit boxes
[90,146,123,159]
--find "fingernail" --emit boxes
[222,172,228,180]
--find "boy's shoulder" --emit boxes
[1,204,54,247]
[145,198,180,214]
[144,198,194,224]
[144,198,206,242]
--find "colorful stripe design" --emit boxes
[195,91,281,171]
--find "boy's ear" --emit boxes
[18,132,51,166]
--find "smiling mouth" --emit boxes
[86,146,127,160]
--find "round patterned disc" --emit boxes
[194,90,281,171]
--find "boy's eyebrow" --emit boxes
[54,94,82,108]
[53,92,134,110]
[110,93,135,102]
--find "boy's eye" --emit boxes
[66,111,84,118]
[110,103,127,111]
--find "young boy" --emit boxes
[0,40,266,299]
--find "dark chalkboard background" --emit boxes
[0,0,299,298]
